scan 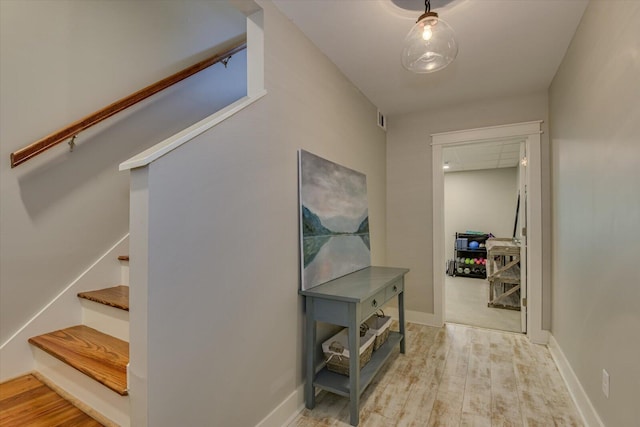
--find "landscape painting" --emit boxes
[299,150,371,290]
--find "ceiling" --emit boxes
[443,139,523,173]
[272,0,588,116]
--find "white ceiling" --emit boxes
[272,0,588,116]
[443,139,523,173]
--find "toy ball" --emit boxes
[469,241,480,249]
[466,258,472,264]
[475,259,481,265]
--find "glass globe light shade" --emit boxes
[401,12,458,73]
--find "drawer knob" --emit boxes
[372,299,378,308]
[393,285,398,292]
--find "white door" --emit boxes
[518,143,528,333]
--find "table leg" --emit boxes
[398,290,406,354]
[348,304,360,426]
[348,305,360,426]
[305,297,316,409]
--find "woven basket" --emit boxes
[365,312,392,350]
[322,328,375,376]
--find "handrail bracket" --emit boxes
[68,135,78,152]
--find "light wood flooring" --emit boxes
[290,323,583,426]
[0,374,103,426]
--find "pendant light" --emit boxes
[401,0,458,73]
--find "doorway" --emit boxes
[443,140,525,333]
[431,121,547,343]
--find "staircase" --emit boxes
[25,257,131,426]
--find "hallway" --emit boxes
[292,323,582,426]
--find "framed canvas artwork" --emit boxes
[298,150,371,290]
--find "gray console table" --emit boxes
[299,266,409,426]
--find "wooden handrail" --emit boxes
[10,38,247,168]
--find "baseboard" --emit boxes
[548,334,604,427]
[254,384,304,427]
[383,307,442,327]
[0,234,129,381]
[528,328,550,345]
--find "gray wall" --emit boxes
[444,168,518,259]
[132,2,387,425]
[549,1,640,425]
[387,93,550,319]
[0,0,246,345]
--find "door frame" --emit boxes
[431,121,548,344]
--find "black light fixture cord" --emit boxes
[425,0,431,13]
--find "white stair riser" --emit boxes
[81,300,129,342]
[121,263,129,286]
[33,348,130,427]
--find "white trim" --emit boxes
[431,121,542,146]
[432,143,446,327]
[247,9,264,98]
[431,121,547,343]
[119,92,266,171]
[548,334,604,427]
[254,385,304,427]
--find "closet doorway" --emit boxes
[431,121,546,342]
[442,140,525,333]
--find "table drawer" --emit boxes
[362,289,386,320]
[386,279,403,301]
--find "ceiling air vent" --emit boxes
[377,110,387,131]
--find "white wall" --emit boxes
[387,93,549,320]
[0,0,247,346]
[127,1,387,426]
[444,168,518,259]
[549,1,640,425]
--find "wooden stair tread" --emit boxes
[29,326,129,396]
[78,286,129,311]
[0,374,103,426]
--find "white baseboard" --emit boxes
[383,307,442,327]
[548,334,604,427]
[254,384,304,427]
[0,234,129,381]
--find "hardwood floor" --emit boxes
[290,323,583,426]
[0,374,103,426]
